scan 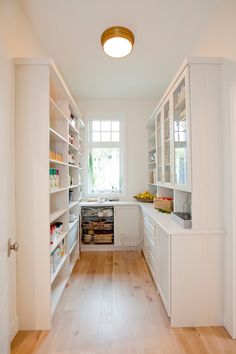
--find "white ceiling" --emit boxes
[20,0,220,99]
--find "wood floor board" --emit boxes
[11,251,236,354]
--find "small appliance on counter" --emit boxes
[171,212,192,229]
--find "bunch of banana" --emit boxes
[135,191,155,201]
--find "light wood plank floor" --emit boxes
[11,251,236,354]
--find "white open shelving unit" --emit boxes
[15,57,84,330]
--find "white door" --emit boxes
[0,43,17,353]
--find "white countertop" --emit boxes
[80,200,224,236]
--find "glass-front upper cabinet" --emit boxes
[163,99,172,185]
[147,117,156,185]
[156,111,163,184]
[172,69,191,190]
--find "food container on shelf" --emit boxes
[69,189,73,203]
[82,234,92,244]
[154,197,173,213]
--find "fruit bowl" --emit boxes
[133,196,153,203]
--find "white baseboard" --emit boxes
[10,316,19,341]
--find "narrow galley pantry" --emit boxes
[0,0,236,353]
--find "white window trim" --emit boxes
[83,113,127,198]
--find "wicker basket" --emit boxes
[154,197,173,213]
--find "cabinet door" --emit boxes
[163,97,174,186]
[156,226,170,316]
[156,110,163,184]
[114,206,139,247]
[172,67,191,191]
[143,213,157,282]
[147,117,156,184]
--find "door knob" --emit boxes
[8,238,19,257]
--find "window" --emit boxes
[87,114,125,195]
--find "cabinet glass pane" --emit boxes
[164,101,171,183]
[173,78,187,185]
[156,112,162,183]
[148,118,156,184]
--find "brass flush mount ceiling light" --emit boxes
[101,26,135,58]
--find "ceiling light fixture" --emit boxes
[101,26,135,58]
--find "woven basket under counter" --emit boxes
[153,197,173,213]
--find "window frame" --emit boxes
[84,113,127,197]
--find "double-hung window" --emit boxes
[87,114,125,195]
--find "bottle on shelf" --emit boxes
[68,150,75,165]
[49,168,60,190]
[50,150,63,162]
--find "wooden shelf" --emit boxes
[50,159,68,166]
[69,201,79,210]
[69,184,79,189]
[68,121,79,135]
[68,142,80,152]
[69,219,79,231]
[69,239,78,255]
[14,57,84,330]
[50,209,68,223]
[50,187,68,194]
[50,232,68,254]
[50,159,80,169]
[50,97,68,122]
[68,164,80,169]
[51,277,68,316]
[49,128,68,144]
[51,254,68,284]
[70,258,77,275]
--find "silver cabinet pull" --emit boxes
[8,238,19,257]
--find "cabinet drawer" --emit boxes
[147,247,156,281]
[144,215,155,233]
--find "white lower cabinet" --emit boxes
[142,209,223,327]
[142,212,157,281]
[114,205,140,247]
[156,226,170,316]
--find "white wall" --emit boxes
[77,98,156,199]
[0,0,43,57]
[191,0,236,338]
[0,0,44,344]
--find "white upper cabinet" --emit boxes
[147,57,224,232]
[156,110,163,184]
[153,67,191,191]
[172,68,191,191]
[163,96,173,186]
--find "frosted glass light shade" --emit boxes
[101,26,134,58]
